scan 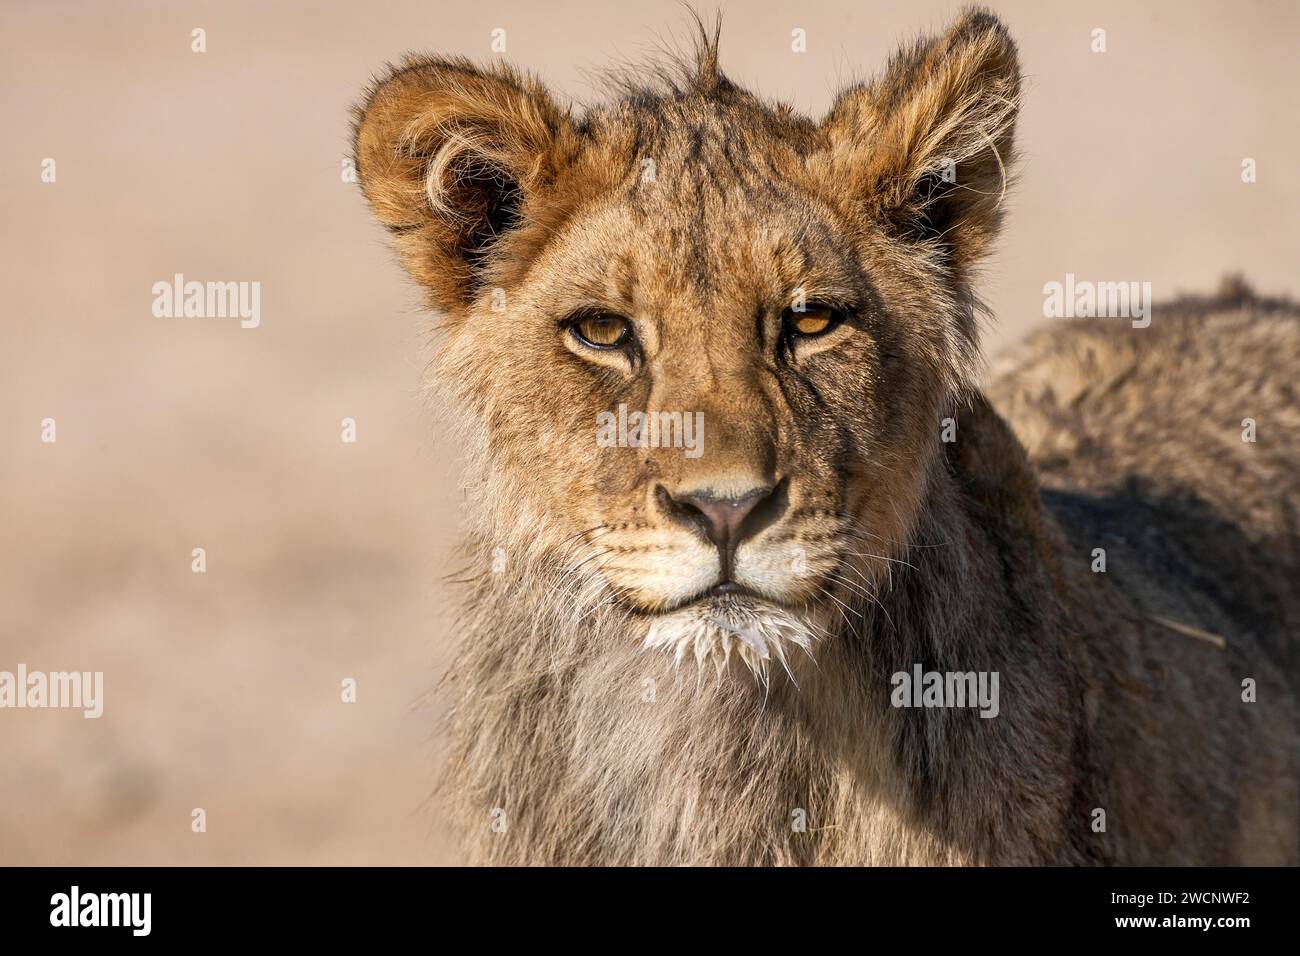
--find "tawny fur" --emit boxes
[353,10,1299,865]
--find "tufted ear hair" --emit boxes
[352,56,575,312]
[822,8,1020,276]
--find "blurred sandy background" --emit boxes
[1,0,1296,864]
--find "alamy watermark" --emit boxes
[0,664,103,718]
[1042,273,1151,328]
[890,665,999,718]
[596,404,704,458]
[152,273,261,328]
[50,886,150,936]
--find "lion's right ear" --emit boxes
[821,10,1020,278]
[352,56,572,311]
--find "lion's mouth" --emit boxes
[670,581,779,613]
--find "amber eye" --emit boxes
[570,313,631,349]
[783,304,841,338]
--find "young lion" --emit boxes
[353,10,1298,865]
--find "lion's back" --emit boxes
[987,278,1300,678]
[987,278,1299,518]
[987,281,1300,863]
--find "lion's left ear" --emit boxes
[352,55,575,312]
[822,9,1020,273]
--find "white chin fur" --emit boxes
[641,595,817,685]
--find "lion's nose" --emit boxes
[658,479,789,560]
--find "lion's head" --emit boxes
[354,10,1019,681]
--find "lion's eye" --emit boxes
[570,313,631,349]
[783,304,842,338]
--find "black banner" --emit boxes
[0,866,1286,942]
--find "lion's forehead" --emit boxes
[525,187,861,330]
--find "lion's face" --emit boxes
[449,141,949,620]
[355,18,1018,676]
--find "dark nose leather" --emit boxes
[659,481,789,564]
